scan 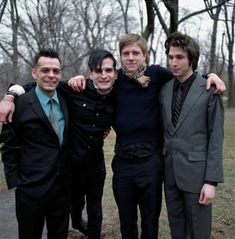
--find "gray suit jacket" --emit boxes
[160,73,224,193]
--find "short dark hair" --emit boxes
[88,49,117,72]
[33,48,61,66]
[165,32,200,71]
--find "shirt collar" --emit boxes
[35,86,59,106]
[174,72,196,91]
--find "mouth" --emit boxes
[172,69,179,73]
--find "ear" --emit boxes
[114,70,118,81]
[143,53,147,63]
[88,69,93,80]
[32,68,37,80]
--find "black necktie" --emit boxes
[172,84,183,127]
[49,98,60,141]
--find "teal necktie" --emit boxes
[49,98,60,142]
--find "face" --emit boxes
[168,46,193,82]
[120,42,146,74]
[89,57,117,94]
[32,56,61,96]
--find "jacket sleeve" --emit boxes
[206,92,224,183]
[0,120,21,189]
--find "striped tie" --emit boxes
[172,85,183,127]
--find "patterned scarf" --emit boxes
[123,63,151,88]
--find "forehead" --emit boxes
[169,46,188,55]
[98,57,115,68]
[121,42,143,53]
[36,57,61,68]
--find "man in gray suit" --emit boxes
[160,32,224,239]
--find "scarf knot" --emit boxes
[123,64,151,88]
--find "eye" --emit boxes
[133,51,140,56]
[41,68,50,74]
[40,68,61,74]
[105,68,114,73]
[52,69,61,74]
[122,52,129,57]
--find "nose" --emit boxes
[171,57,178,65]
[48,70,55,77]
[128,53,134,60]
[100,70,107,77]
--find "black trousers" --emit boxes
[112,153,164,239]
[15,177,70,239]
[70,157,106,239]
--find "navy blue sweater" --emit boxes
[113,64,172,147]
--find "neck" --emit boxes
[177,71,194,83]
[92,82,112,95]
[96,88,112,95]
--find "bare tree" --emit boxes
[0,0,19,83]
[144,0,229,39]
[224,1,235,107]
[0,0,139,89]
[204,0,223,73]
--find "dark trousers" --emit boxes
[112,153,164,239]
[15,177,70,239]
[165,183,212,239]
[71,158,106,239]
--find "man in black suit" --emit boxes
[0,49,70,239]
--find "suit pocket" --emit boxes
[188,152,206,162]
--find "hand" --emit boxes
[206,73,226,94]
[0,97,15,123]
[199,183,216,205]
[68,75,86,92]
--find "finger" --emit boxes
[206,78,211,90]
[7,111,14,123]
[82,79,86,90]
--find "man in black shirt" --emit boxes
[59,50,117,239]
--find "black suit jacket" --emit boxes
[1,88,70,198]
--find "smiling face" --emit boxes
[120,42,146,74]
[32,56,61,96]
[89,57,117,94]
[168,46,193,82]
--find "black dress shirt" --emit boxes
[171,72,196,117]
[58,79,114,165]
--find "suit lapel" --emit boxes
[28,89,57,134]
[27,88,68,144]
[174,74,205,131]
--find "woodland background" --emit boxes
[0,0,234,107]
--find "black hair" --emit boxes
[165,32,200,71]
[88,49,117,72]
[33,48,61,66]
